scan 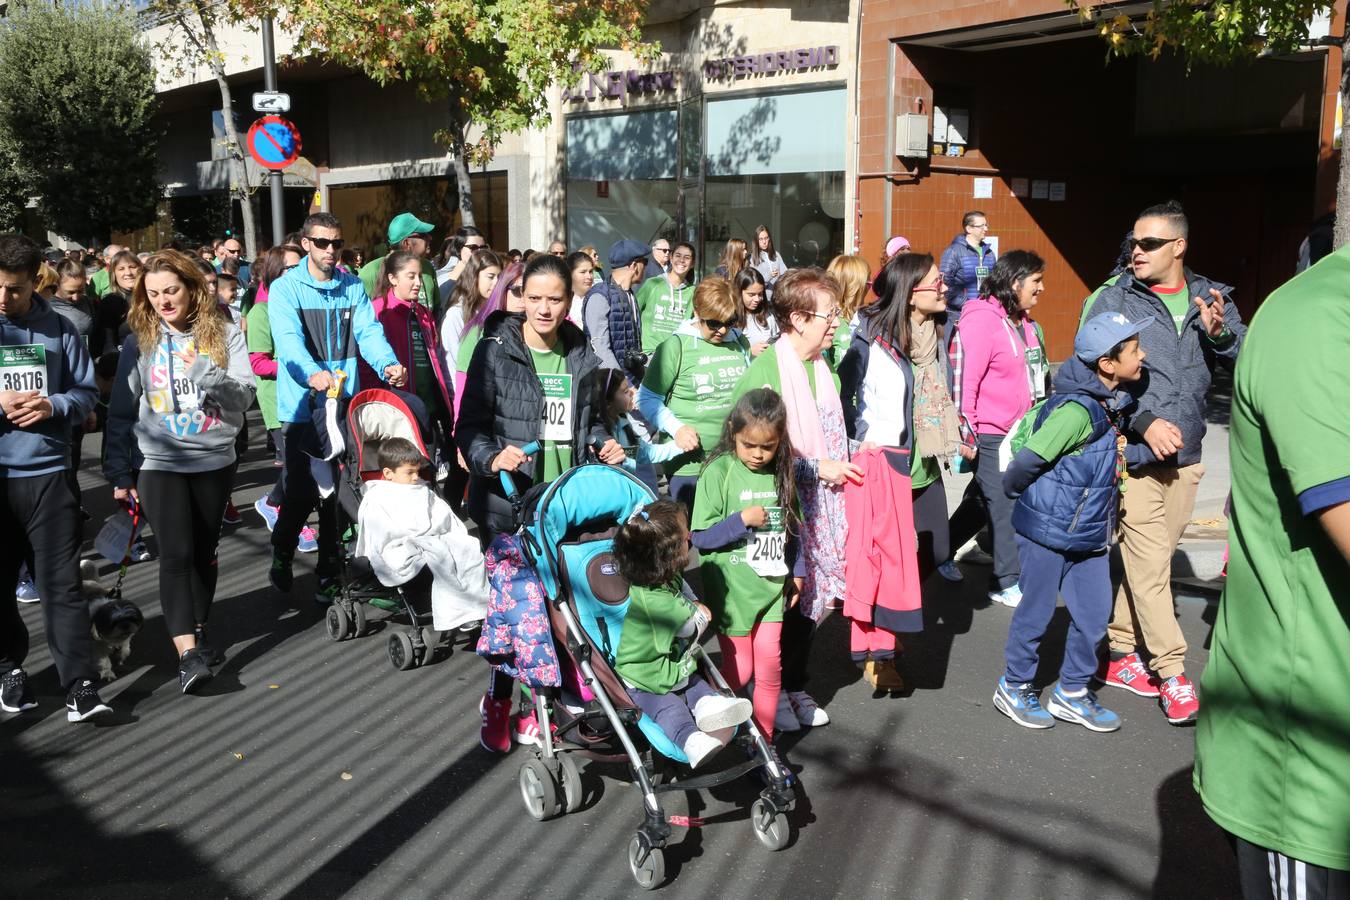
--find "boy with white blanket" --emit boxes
[355,438,488,631]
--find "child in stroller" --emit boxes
[610,499,754,768]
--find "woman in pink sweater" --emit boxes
[946,250,1049,608]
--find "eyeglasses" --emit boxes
[1129,236,1179,252]
[967,223,989,231]
[307,237,345,250]
[702,318,732,333]
[508,283,524,297]
[803,307,841,323]
[912,274,946,293]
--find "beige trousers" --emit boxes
[1107,463,1204,679]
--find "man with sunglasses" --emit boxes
[644,239,672,281]
[268,212,407,603]
[939,210,996,329]
[359,212,441,314]
[1081,199,1245,726]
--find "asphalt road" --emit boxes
[0,416,1239,899]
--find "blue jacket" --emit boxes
[267,262,399,424]
[938,234,996,311]
[1006,357,1151,553]
[1081,268,1244,468]
[0,294,97,477]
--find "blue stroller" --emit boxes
[492,453,797,889]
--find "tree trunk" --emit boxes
[447,97,476,229]
[1336,32,1350,250]
[197,4,258,259]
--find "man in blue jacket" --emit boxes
[938,210,996,328]
[268,213,406,603]
[0,234,108,721]
[1081,200,1245,726]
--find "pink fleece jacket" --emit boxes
[954,296,1041,436]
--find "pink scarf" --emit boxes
[774,341,842,458]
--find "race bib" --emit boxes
[0,344,48,397]
[1025,346,1048,401]
[172,372,202,411]
[539,373,573,442]
[746,506,788,577]
[975,265,990,290]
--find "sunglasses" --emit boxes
[702,318,732,333]
[465,242,486,250]
[1129,236,1179,252]
[912,274,946,293]
[508,283,524,297]
[307,237,345,250]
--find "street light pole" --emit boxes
[261,17,285,245]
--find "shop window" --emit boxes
[565,109,679,255]
[328,171,509,256]
[931,87,974,158]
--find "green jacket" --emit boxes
[614,582,698,695]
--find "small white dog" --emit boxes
[81,560,144,681]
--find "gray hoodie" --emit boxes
[0,294,97,477]
[103,322,255,489]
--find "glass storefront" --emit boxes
[565,86,847,274]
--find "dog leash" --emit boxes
[109,497,141,601]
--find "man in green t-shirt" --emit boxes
[1193,246,1350,888]
[358,212,440,314]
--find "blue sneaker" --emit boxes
[937,561,964,582]
[1046,684,1121,733]
[15,579,40,604]
[992,677,1055,729]
[253,497,279,532]
[988,585,1022,608]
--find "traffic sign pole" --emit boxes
[262,17,285,246]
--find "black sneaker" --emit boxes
[314,575,340,607]
[179,649,213,695]
[1,668,37,712]
[66,679,112,722]
[269,549,294,593]
[194,625,225,667]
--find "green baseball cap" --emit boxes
[387,212,434,245]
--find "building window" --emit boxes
[565,109,679,255]
[931,87,974,158]
[328,171,509,256]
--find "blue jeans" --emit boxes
[1003,535,1110,691]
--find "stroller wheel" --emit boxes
[420,626,441,656]
[557,753,583,813]
[627,835,665,890]
[518,758,562,821]
[325,604,350,642]
[350,602,367,637]
[387,631,416,670]
[749,798,792,851]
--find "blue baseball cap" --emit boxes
[608,239,650,268]
[1075,312,1154,363]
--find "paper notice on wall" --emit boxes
[985,236,999,257]
[1031,179,1049,200]
[1049,182,1066,202]
[1011,178,1029,198]
[973,177,993,199]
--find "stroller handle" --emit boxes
[499,441,541,498]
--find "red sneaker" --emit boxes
[1158,674,1200,724]
[479,694,512,753]
[1099,652,1162,698]
[514,710,542,746]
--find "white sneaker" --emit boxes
[773,692,802,732]
[683,730,723,769]
[692,693,753,732]
[954,538,994,566]
[706,725,736,746]
[937,561,964,582]
[988,585,1023,608]
[788,690,830,727]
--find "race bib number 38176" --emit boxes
[0,344,48,396]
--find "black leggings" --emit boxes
[913,476,951,578]
[137,465,234,638]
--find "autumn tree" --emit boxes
[241,0,655,227]
[145,0,260,258]
[1070,0,1348,246]
[0,0,160,243]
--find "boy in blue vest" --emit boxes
[992,312,1157,732]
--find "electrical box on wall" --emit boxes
[895,113,929,159]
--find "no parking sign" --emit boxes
[247,115,302,170]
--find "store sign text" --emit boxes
[562,69,677,105]
[703,45,840,81]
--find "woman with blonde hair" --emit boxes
[714,237,748,284]
[104,250,255,695]
[825,254,872,372]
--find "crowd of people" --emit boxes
[0,196,1345,898]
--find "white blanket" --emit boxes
[354,480,489,631]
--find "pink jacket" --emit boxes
[953,297,1041,436]
[843,447,922,636]
[359,291,454,412]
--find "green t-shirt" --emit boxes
[1193,246,1350,871]
[826,315,857,373]
[1151,282,1189,333]
[1022,401,1095,463]
[457,324,482,374]
[245,301,279,430]
[614,582,698,694]
[691,453,787,636]
[637,277,695,355]
[732,342,841,403]
[641,331,750,477]
[408,314,438,414]
[530,343,574,484]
